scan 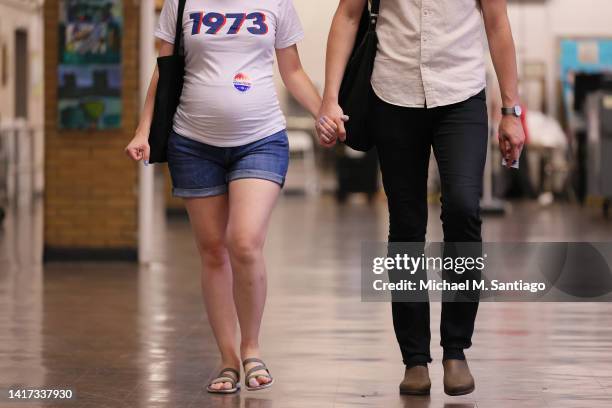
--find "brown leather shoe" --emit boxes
[399,365,431,395]
[443,359,475,396]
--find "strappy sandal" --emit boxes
[206,367,241,394]
[242,358,274,391]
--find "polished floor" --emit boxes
[1,195,612,408]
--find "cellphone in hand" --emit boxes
[502,158,520,169]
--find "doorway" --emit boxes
[14,29,28,119]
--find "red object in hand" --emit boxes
[520,104,529,144]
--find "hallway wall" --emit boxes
[0,0,44,125]
[43,0,140,260]
[507,0,612,117]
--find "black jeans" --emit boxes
[372,90,488,366]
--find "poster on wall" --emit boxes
[559,38,612,118]
[58,0,122,130]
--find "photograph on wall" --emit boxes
[58,0,122,130]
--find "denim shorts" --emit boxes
[167,129,289,198]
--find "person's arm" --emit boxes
[276,45,336,145]
[125,40,174,163]
[482,0,525,168]
[318,0,367,147]
[276,45,321,118]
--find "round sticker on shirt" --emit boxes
[233,73,252,92]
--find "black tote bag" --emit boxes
[148,0,186,164]
[338,0,380,152]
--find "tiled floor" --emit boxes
[1,195,612,407]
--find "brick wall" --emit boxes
[43,0,140,261]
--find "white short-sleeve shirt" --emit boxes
[155,0,304,146]
[371,0,487,108]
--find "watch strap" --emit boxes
[501,106,520,117]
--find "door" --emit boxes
[14,29,28,119]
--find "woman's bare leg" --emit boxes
[184,195,239,390]
[226,179,281,388]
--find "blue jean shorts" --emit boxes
[167,130,289,198]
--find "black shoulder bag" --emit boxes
[148,0,187,164]
[338,0,380,152]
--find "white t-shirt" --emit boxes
[155,0,304,146]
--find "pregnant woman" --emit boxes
[125,0,324,393]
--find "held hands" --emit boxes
[125,131,151,165]
[498,116,525,168]
[316,99,348,148]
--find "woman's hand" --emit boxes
[317,0,364,147]
[125,41,172,165]
[125,131,150,164]
[316,115,338,147]
[498,115,525,167]
[316,99,348,148]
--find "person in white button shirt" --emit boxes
[126,0,328,394]
[319,0,526,396]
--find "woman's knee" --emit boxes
[226,233,264,266]
[388,198,428,242]
[441,189,480,220]
[196,238,229,268]
[440,187,482,240]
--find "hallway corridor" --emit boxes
[1,197,612,407]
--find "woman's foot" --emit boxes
[208,356,241,392]
[443,359,475,396]
[242,356,274,390]
[399,365,431,395]
[207,367,241,394]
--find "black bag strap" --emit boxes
[370,0,380,29]
[173,0,187,56]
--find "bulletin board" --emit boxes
[57,0,123,130]
[559,38,612,116]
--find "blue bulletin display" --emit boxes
[559,38,612,115]
[58,0,123,130]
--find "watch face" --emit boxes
[514,105,522,117]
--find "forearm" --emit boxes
[322,1,364,102]
[282,69,321,118]
[485,14,520,107]
[482,1,525,164]
[135,66,159,136]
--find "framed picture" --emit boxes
[58,0,123,130]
